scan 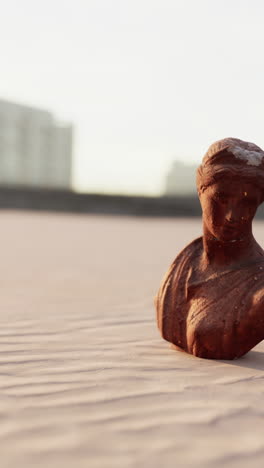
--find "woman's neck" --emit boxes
[202,223,258,268]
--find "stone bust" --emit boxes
[155,137,264,359]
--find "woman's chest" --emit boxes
[186,292,241,334]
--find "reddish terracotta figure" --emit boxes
[156,138,264,359]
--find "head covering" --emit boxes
[196,137,264,194]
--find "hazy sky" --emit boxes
[0,0,264,195]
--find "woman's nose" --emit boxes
[225,206,239,224]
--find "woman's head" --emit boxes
[197,138,264,242]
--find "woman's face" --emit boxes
[199,178,262,242]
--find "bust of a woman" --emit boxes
[156,138,264,359]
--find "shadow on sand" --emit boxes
[221,350,264,372]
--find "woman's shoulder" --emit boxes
[242,261,264,325]
[156,236,202,300]
[156,236,202,337]
[251,268,264,307]
[171,236,203,266]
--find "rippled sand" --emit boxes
[0,211,263,468]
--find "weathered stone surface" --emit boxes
[156,138,264,359]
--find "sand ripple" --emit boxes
[0,212,263,467]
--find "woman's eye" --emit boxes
[214,193,228,203]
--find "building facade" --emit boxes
[0,99,73,189]
[164,160,198,196]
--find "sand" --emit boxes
[0,211,263,468]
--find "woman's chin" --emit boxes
[215,230,243,243]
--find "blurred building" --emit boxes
[0,99,73,189]
[164,160,198,196]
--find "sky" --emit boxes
[0,0,264,195]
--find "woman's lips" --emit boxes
[221,224,241,238]
[223,223,239,231]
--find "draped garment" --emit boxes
[156,237,264,359]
